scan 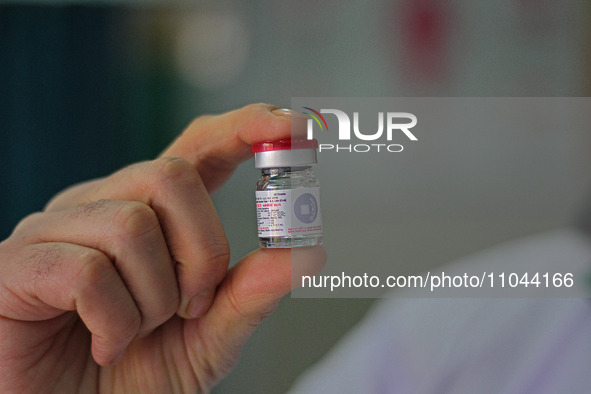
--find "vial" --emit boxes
[252,138,323,248]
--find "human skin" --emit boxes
[0,104,326,393]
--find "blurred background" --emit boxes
[1,1,590,392]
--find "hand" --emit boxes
[0,104,326,393]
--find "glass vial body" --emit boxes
[256,166,323,248]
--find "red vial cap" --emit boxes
[251,138,319,153]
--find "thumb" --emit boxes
[183,246,326,387]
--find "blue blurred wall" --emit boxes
[0,5,177,238]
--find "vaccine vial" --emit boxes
[252,139,323,248]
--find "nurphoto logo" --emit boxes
[303,107,418,153]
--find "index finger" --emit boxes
[44,104,305,210]
[161,103,307,193]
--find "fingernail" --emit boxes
[186,293,212,319]
[271,108,308,119]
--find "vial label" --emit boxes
[256,187,322,237]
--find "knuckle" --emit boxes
[76,251,142,340]
[188,114,214,130]
[202,238,231,272]
[148,286,180,323]
[76,250,114,287]
[249,302,278,327]
[226,284,277,330]
[156,293,179,322]
[96,308,142,347]
[12,211,45,236]
[226,284,248,321]
[113,202,159,240]
[117,308,142,340]
[153,156,202,189]
[243,102,273,114]
[179,238,230,289]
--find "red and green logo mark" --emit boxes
[302,107,328,131]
